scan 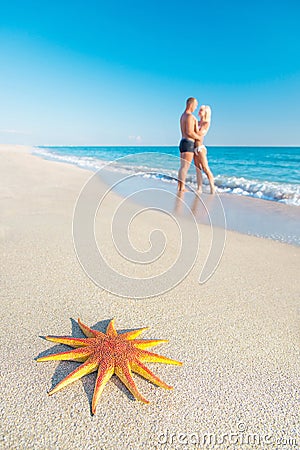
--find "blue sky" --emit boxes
[0,0,299,146]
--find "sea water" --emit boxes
[33,146,300,206]
[33,146,300,245]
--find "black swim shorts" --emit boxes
[179,138,195,153]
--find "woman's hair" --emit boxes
[205,105,211,122]
[200,104,212,122]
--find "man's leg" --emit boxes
[178,152,194,191]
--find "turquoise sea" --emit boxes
[33,146,300,206]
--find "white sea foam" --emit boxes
[214,175,300,206]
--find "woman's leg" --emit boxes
[198,149,215,194]
[193,153,203,192]
[178,152,194,191]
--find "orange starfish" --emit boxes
[37,318,182,414]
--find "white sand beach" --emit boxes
[0,145,299,449]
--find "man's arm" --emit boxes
[185,115,204,140]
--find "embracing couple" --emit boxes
[178,97,215,194]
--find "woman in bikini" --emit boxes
[194,105,216,194]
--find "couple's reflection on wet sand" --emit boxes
[173,188,227,283]
[173,189,215,226]
[173,190,185,216]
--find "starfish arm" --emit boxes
[91,363,114,414]
[78,318,105,338]
[120,327,149,340]
[138,349,183,366]
[131,360,173,390]
[37,347,92,362]
[44,336,92,348]
[132,339,169,349]
[48,358,99,396]
[106,319,118,337]
[115,363,150,404]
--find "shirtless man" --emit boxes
[178,97,206,191]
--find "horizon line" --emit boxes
[32,144,300,148]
